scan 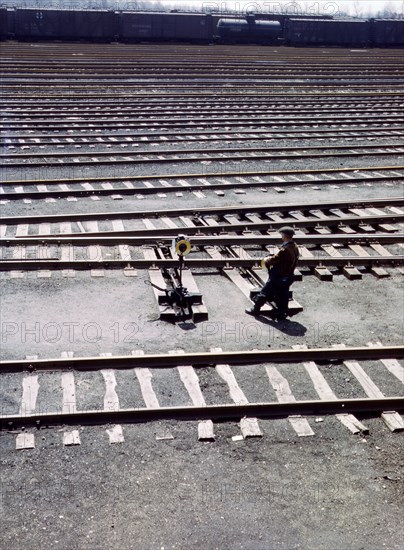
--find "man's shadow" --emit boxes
[255,314,307,337]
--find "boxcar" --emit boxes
[15,9,64,40]
[217,18,281,43]
[120,12,163,41]
[0,7,8,39]
[167,13,214,41]
[373,19,404,46]
[73,10,117,40]
[6,8,16,38]
[285,18,369,46]
[15,8,117,41]
[255,13,334,27]
[120,11,213,42]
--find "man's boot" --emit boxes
[245,293,267,316]
[245,307,260,316]
[270,309,288,320]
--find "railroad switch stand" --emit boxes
[163,252,203,318]
[147,236,205,322]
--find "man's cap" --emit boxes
[279,226,295,237]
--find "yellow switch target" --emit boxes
[175,239,192,256]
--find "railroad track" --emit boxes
[2,142,404,169]
[3,85,404,95]
[2,46,403,91]
[4,96,404,107]
[1,345,403,449]
[3,126,403,149]
[1,197,402,279]
[3,42,402,55]
[1,44,403,454]
[1,166,403,200]
[3,104,403,119]
[4,91,404,99]
[2,113,404,132]
[0,255,401,276]
[2,128,404,151]
[4,71,404,81]
[2,196,402,230]
[3,97,402,120]
[3,65,404,77]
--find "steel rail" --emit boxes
[4,94,404,101]
[36,214,400,236]
[0,256,402,272]
[6,87,399,95]
[2,173,403,200]
[6,60,402,67]
[5,92,404,100]
[1,346,402,372]
[2,126,404,146]
[0,47,399,55]
[3,113,403,127]
[5,66,403,74]
[6,96,404,106]
[8,111,366,123]
[6,65,403,71]
[5,95,402,102]
[4,113,402,126]
[3,106,401,119]
[3,86,403,94]
[5,70,404,78]
[2,397,404,430]
[1,164,403,190]
[4,57,403,64]
[1,197,402,226]
[4,63,402,71]
[4,77,404,86]
[5,90,400,97]
[4,234,402,247]
[5,47,398,53]
[4,59,403,66]
[3,98,403,108]
[8,64,400,71]
[2,134,402,153]
[4,78,400,86]
[4,69,404,77]
[4,56,403,63]
[2,117,403,133]
[4,148,404,169]
[3,132,402,150]
[2,44,400,53]
[2,213,402,234]
[4,142,404,161]
[5,81,399,90]
[9,59,401,65]
[5,63,404,70]
[12,58,381,66]
[2,53,359,58]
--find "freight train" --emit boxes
[1,8,403,47]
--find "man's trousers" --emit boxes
[253,274,294,314]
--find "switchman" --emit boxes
[246,226,299,320]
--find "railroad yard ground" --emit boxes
[0,43,403,550]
